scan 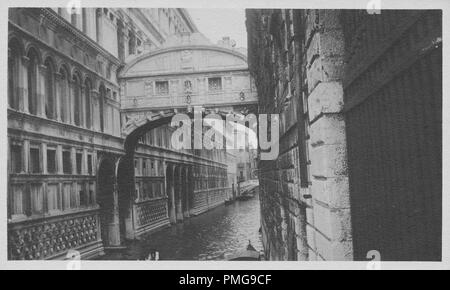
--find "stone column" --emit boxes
[167,164,177,224]
[20,56,30,114]
[95,9,103,45]
[71,147,77,175]
[183,167,190,218]
[56,145,63,174]
[80,85,86,128]
[41,143,47,174]
[37,64,47,118]
[68,80,74,125]
[176,166,184,222]
[91,90,100,131]
[23,140,30,173]
[54,72,62,122]
[82,148,88,175]
[109,175,122,247]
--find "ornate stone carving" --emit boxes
[8,213,99,260]
[181,50,193,68]
[184,80,193,94]
[135,199,168,228]
[144,81,153,96]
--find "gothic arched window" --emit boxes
[8,40,20,110]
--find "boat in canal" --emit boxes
[226,241,261,261]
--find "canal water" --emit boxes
[101,193,263,261]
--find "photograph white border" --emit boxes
[0,0,448,270]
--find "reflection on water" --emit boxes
[101,193,262,261]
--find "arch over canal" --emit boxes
[114,32,258,242]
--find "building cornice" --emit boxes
[40,8,122,67]
[120,67,250,80]
[9,21,120,89]
[120,45,248,78]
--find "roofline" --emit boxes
[41,8,122,67]
[177,8,199,33]
[120,45,248,78]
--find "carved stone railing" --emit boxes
[8,208,101,260]
[191,187,230,214]
[133,197,168,229]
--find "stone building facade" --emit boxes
[246,9,442,261]
[7,8,230,260]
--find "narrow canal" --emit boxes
[101,192,263,261]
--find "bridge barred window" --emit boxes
[208,77,222,91]
[155,81,169,95]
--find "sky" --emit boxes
[188,9,248,48]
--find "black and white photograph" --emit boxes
[1,0,448,272]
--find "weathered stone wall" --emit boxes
[247,9,442,261]
[247,9,352,261]
[7,8,231,260]
[304,10,352,261]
